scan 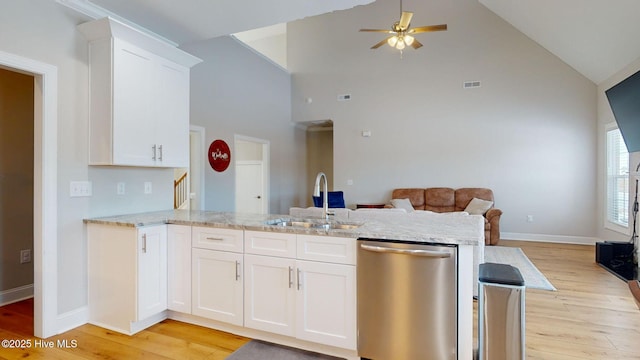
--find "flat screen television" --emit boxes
[606,69,640,153]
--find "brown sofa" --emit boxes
[391,187,502,245]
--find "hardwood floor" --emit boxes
[1,240,639,359]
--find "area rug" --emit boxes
[484,246,556,291]
[226,340,345,360]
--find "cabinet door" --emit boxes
[192,248,243,326]
[244,254,296,336]
[154,59,190,168]
[137,225,168,321]
[112,39,156,166]
[296,260,356,350]
[167,225,191,313]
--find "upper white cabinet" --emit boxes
[78,17,201,168]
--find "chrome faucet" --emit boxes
[313,172,331,221]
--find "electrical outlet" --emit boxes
[527,215,534,223]
[117,182,125,195]
[20,249,31,264]
[144,182,152,194]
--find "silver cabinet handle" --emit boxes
[142,234,147,253]
[158,145,163,161]
[297,268,302,290]
[235,261,240,281]
[288,266,293,288]
[151,145,157,161]
[206,237,224,241]
[360,244,452,258]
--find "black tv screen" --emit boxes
[606,69,640,153]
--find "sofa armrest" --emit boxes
[484,208,502,245]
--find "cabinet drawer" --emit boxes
[192,227,243,252]
[297,235,356,265]
[245,230,296,258]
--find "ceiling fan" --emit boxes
[359,0,447,51]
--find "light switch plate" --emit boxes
[70,181,92,197]
[117,182,125,195]
[144,182,152,194]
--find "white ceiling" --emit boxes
[63,0,640,84]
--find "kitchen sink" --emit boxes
[265,218,362,230]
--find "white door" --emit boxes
[296,260,356,350]
[137,225,168,321]
[191,248,243,326]
[236,160,264,214]
[244,254,296,336]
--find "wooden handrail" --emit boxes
[174,172,188,209]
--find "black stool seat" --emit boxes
[479,263,525,286]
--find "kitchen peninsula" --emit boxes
[85,209,483,360]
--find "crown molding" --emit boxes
[56,0,179,47]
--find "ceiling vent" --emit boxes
[463,81,481,89]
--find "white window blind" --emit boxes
[606,127,629,229]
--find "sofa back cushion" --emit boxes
[424,187,456,212]
[455,188,494,211]
[391,188,426,210]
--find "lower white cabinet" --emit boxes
[192,248,244,326]
[167,225,192,313]
[244,234,357,350]
[87,224,168,335]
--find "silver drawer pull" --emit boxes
[235,261,241,281]
[360,244,452,258]
[151,145,156,161]
[142,234,147,253]
[206,237,225,241]
[288,266,293,288]
[297,269,302,290]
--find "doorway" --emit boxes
[0,50,58,338]
[173,126,205,210]
[234,135,269,214]
[305,120,334,207]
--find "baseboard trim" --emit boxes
[501,232,600,245]
[57,306,88,335]
[0,284,34,306]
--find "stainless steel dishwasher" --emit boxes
[357,239,458,360]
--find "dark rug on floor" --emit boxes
[226,340,345,360]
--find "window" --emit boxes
[606,126,629,231]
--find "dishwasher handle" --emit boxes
[360,243,452,258]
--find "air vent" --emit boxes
[463,81,481,89]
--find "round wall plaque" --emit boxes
[208,139,231,172]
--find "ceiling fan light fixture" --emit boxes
[395,38,406,50]
[404,35,414,46]
[387,36,399,47]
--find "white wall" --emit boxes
[597,56,640,242]
[289,0,597,240]
[182,36,303,214]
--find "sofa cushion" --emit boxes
[424,187,456,212]
[455,188,494,211]
[390,198,415,212]
[391,188,426,210]
[464,197,494,215]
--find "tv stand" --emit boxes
[596,241,637,281]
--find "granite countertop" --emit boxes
[84,209,484,246]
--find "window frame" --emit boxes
[604,123,630,234]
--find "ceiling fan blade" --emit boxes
[411,38,423,49]
[398,11,413,30]
[409,24,447,34]
[360,29,395,33]
[371,37,392,49]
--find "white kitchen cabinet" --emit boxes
[78,17,201,168]
[296,259,356,350]
[87,224,168,335]
[191,248,244,326]
[243,232,357,350]
[167,225,192,313]
[244,254,296,336]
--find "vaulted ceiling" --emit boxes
[61,0,640,84]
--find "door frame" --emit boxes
[189,125,205,210]
[0,50,58,338]
[234,135,270,214]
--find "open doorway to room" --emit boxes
[0,68,34,318]
[0,51,58,338]
[305,120,334,207]
[174,126,205,210]
[234,135,270,214]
